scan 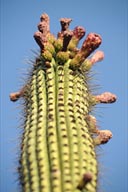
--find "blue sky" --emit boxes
[0,0,127,191]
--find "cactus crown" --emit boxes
[10,13,117,192]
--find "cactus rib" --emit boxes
[56,64,72,191]
[26,71,40,191]
[64,61,80,189]
[46,60,62,191]
[36,66,51,191]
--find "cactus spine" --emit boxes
[10,13,117,192]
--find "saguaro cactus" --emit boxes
[10,13,117,192]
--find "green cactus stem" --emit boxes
[10,13,117,192]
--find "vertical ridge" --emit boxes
[26,71,40,191]
[73,73,97,192]
[46,60,62,192]
[20,110,31,191]
[64,62,80,189]
[56,65,72,192]
[73,73,88,177]
[81,79,98,192]
[36,66,51,191]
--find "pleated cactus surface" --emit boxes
[10,13,117,192]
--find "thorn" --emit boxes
[77,172,93,190]
[94,130,113,145]
[95,92,117,104]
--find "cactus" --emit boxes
[10,13,117,192]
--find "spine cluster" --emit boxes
[10,13,117,192]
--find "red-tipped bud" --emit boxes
[62,30,73,51]
[10,92,22,102]
[90,51,104,64]
[36,13,50,35]
[34,13,51,51]
[81,33,102,58]
[95,92,117,104]
[40,13,50,23]
[58,18,72,39]
[60,18,72,31]
[33,32,46,50]
[37,21,49,34]
[81,51,104,71]
[96,130,113,145]
[73,26,86,40]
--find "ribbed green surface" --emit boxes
[20,57,98,192]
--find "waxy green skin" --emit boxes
[21,58,97,192]
[10,13,116,192]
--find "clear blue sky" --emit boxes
[0,0,127,191]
